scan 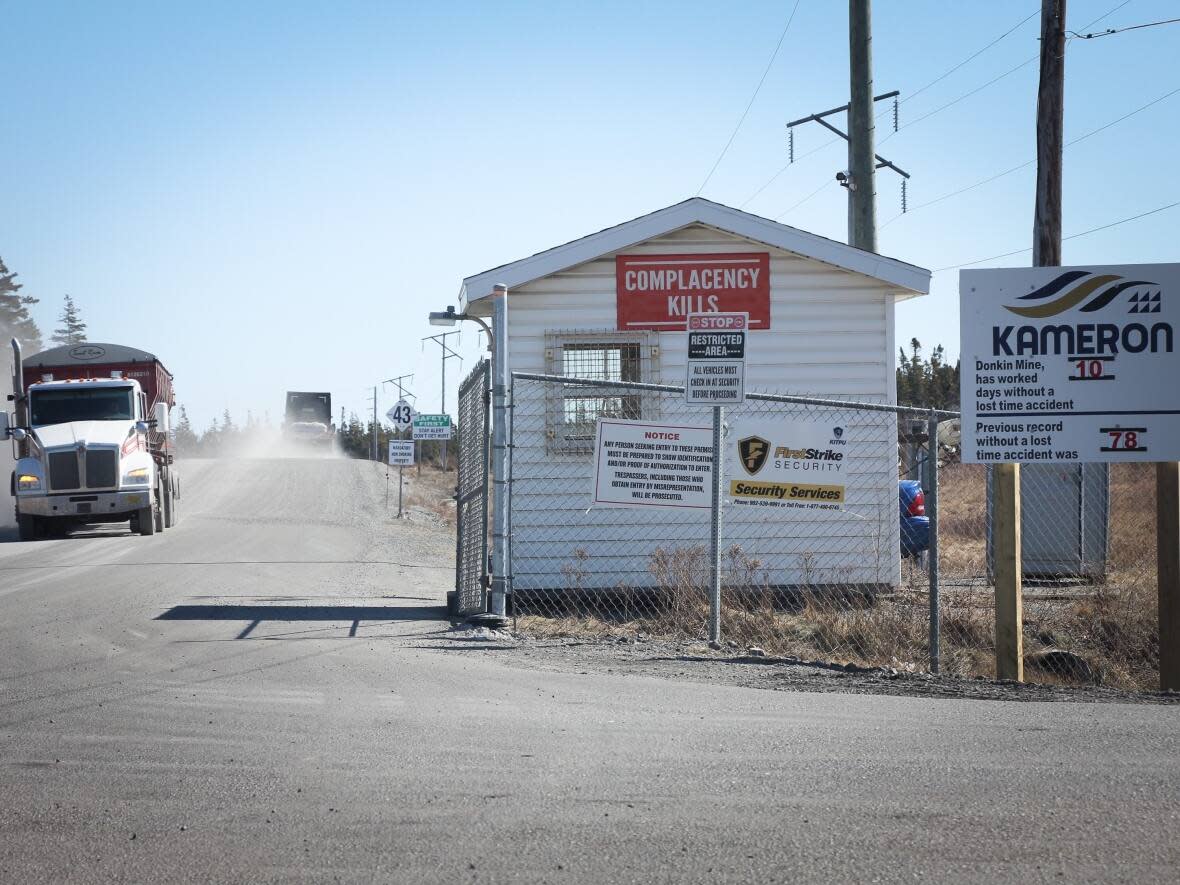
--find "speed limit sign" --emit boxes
[386,399,414,431]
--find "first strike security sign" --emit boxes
[686,313,747,405]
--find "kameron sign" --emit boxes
[960,263,1180,463]
[616,253,770,331]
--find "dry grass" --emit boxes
[399,464,457,525]
[508,462,1162,691]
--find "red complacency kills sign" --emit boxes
[615,253,771,331]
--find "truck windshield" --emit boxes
[30,388,135,425]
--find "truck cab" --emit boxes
[5,341,178,541]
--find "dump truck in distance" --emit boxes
[283,391,334,448]
[3,340,179,541]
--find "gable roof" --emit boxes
[460,197,930,308]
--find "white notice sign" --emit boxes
[388,440,415,466]
[726,417,849,509]
[592,419,713,509]
[686,312,747,405]
[960,264,1180,463]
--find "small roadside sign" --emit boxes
[388,439,415,466]
[387,400,414,432]
[412,413,453,440]
[686,312,747,405]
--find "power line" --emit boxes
[879,0,1134,147]
[697,0,802,195]
[745,6,1043,210]
[932,199,1180,273]
[880,54,1038,147]
[1071,16,1180,39]
[775,178,834,220]
[902,7,1041,107]
[881,84,1180,227]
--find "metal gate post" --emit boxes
[709,405,724,644]
[489,284,510,620]
[927,410,940,674]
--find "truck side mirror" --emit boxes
[153,402,170,432]
[136,420,151,434]
[11,427,28,441]
[0,411,8,436]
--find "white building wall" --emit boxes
[506,224,903,591]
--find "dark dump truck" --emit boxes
[282,391,334,448]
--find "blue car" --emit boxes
[899,480,929,558]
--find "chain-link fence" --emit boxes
[453,360,490,616]
[506,374,1162,691]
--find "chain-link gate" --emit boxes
[454,360,490,615]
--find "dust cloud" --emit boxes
[184,425,344,461]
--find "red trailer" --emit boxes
[22,343,175,413]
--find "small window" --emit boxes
[545,331,657,453]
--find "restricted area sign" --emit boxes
[387,400,414,432]
[686,312,747,405]
[388,440,414,466]
[412,414,452,440]
[591,419,713,509]
[960,263,1180,463]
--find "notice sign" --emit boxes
[686,312,746,405]
[388,440,415,466]
[960,264,1180,463]
[412,414,452,440]
[592,419,713,509]
[616,252,770,331]
[726,418,849,509]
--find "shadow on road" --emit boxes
[158,603,449,639]
[158,604,447,622]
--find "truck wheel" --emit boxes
[17,514,39,542]
[137,506,156,536]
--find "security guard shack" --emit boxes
[458,198,931,596]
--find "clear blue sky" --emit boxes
[3,0,1177,429]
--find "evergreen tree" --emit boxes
[897,338,960,410]
[50,294,87,346]
[173,406,199,454]
[0,255,42,354]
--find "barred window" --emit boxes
[545,331,657,453]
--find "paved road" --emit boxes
[2,457,1177,884]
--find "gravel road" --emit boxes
[2,455,1177,884]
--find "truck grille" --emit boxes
[86,450,117,489]
[48,452,80,491]
[47,449,119,491]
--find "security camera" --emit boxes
[836,170,856,190]
[835,170,848,182]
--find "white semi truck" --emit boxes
[2,340,179,541]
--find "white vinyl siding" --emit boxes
[506,224,903,591]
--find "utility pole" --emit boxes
[787,2,907,250]
[1034,0,1066,266]
[369,386,378,461]
[996,0,1068,682]
[383,372,416,473]
[422,331,462,470]
[848,0,877,252]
